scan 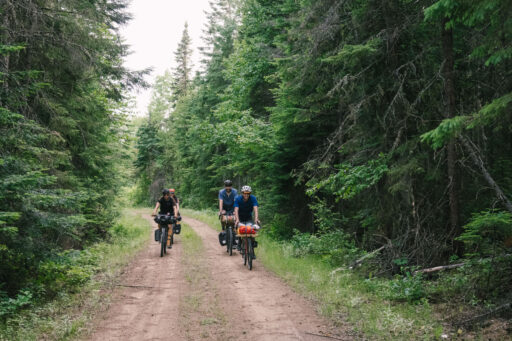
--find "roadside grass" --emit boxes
[0,208,151,341]
[178,222,228,340]
[184,209,445,340]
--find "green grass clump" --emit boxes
[0,208,151,341]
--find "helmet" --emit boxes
[241,185,252,193]
[169,188,175,194]
[162,189,170,195]
[224,179,233,186]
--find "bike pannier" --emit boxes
[218,231,227,246]
[154,229,161,242]
[173,223,181,234]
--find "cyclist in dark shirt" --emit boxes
[169,188,180,215]
[152,189,177,248]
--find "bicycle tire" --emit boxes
[243,237,248,266]
[248,238,253,270]
[228,228,233,256]
[170,226,174,245]
[160,227,166,257]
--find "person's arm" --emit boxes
[253,205,260,224]
[176,198,180,213]
[152,202,160,216]
[219,199,223,215]
[234,206,239,225]
[173,204,178,218]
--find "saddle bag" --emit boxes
[173,223,181,234]
[218,231,227,246]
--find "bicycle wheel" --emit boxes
[243,237,248,266]
[160,227,166,257]
[248,238,253,270]
[228,228,233,256]
[160,227,165,257]
[170,226,174,245]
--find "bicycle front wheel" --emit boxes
[228,229,233,256]
[160,227,167,257]
[248,238,253,270]
[243,237,248,266]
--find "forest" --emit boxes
[1,0,512,336]
[135,0,512,306]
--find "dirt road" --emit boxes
[87,214,351,340]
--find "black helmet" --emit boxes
[224,179,233,186]
[162,189,170,195]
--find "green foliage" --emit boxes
[307,155,389,200]
[420,115,468,149]
[289,229,359,266]
[0,290,32,319]
[0,0,141,304]
[456,210,512,258]
[135,0,512,309]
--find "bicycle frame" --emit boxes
[237,222,257,270]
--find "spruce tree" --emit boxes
[171,22,193,102]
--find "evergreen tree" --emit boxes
[171,23,193,102]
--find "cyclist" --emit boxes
[218,179,237,229]
[152,189,178,248]
[234,185,260,250]
[169,188,180,215]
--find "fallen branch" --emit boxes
[413,263,465,275]
[458,302,512,329]
[349,245,387,270]
[330,244,388,275]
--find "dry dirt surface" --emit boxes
[86,215,353,341]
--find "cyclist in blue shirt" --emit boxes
[234,185,260,251]
[218,179,238,229]
[234,185,260,226]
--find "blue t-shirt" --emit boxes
[234,194,258,221]
[218,188,238,211]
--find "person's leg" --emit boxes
[167,225,172,248]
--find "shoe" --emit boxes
[167,245,172,249]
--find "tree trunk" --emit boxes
[442,18,460,237]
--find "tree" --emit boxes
[171,22,193,102]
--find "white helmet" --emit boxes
[241,185,252,193]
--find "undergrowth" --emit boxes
[0,208,151,341]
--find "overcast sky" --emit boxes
[121,0,211,116]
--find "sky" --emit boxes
[121,0,211,116]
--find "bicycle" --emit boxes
[237,223,259,270]
[154,214,174,257]
[220,212,236,256]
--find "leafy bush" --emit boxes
[35,251,96,297]
[387,273,426,303]
[456,210,512,258]
[289,229,359,266]
[0,290,32,319]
